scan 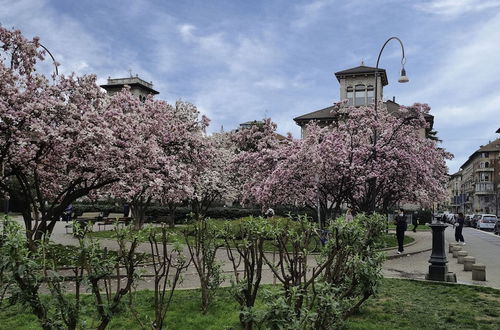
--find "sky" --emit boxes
[1,0,499,173]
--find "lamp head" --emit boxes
[398,67,409,83]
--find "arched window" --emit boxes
[354,84,366,106]
[347,86,354,105]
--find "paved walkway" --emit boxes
[384,225,500,289]
[6,217,500,290]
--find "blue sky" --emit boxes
[1,0,499,173]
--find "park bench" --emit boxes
[65,212,103,234]
[97,213,132,231]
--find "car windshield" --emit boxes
[483,216,497,221]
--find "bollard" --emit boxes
[449,242,459,253]
[472,264,486,281]
[463,256,476,271]
[452,246,462,258]
[457,251,468,264]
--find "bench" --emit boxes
[97,215,132,231]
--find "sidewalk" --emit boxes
[8,217,499,290]
[383,230,432,260]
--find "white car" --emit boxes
[476,214,497,230]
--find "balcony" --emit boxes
[475,167,494,172]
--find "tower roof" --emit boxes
[100,76,159,95]
[334,65,388,86]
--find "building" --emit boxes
[454,138,500,215]
[100,75,159,101]
[447,171,464,214]
[293,64,433,138]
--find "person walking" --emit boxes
[395,208,407,254]
[455,212,465,245]
[345,208,354,222]
[412,211,419,232]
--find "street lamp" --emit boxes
[369,37,409,214]
[374,36,409,116]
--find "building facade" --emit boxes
[293,64,433,138]
[449,138,500,215]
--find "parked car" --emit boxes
[476,214,497,230]
[464,214,474,227]
[470,214,481,228]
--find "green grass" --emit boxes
[377,234,414,249]
[2,278,500,329]
[348,278,500,329]
[388,223,431,231]
[88,218,413,251]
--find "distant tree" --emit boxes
[190,132,238,219]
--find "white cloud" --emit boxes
[415,0,500,18]
[292,0,335,29]
[178,24,196,42]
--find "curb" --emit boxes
[385,247,432,260]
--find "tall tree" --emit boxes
[0,27,126,245]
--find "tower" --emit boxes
[334,64,387,106]
[100,75,159,101]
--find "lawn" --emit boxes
[1,278,499,329]
[88,217,414,251]
[387,223,432,231]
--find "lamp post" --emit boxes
[368,37,409,213]
[374,37,409,117]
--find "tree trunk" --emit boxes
[167,213,175,228]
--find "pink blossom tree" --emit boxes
[230,119,290,209]
[101,95,211,228]
[190,132,238,219]
[242,103,450,220]
[0,27,127,244]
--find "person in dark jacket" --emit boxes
[455,212,465,245]
[412,211,419,232]
[395,208,407,254]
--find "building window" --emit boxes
[355,84,366,106]
[347,86,354,105]
[367,85,374,104]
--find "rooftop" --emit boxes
[460,138,500,169]
[334,65,388,86]
[100,76,159,95]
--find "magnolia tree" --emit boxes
[230,119,290,208]
[190,132,238,219]
[101,93,202,228]
[236,103,450,219]
[0,27,128,244]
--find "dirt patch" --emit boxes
[477,292,500,303]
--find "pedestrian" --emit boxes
[395,208,407,254]
[455,212,465,245]
[345,208,354,222]
[62,204,73,222]
[412,211,419,232]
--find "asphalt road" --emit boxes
[444,226,500,287]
